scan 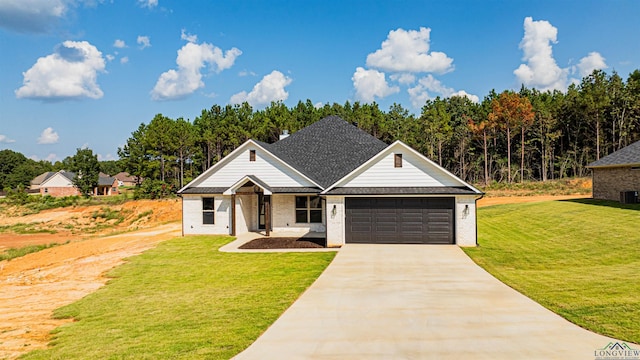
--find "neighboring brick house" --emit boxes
[36,170,120,197]
[114,172,141,186]
[94,174,119,196]
[587,140,640,202]
[38,171,81,197]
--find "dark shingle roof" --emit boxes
[31,172,56,186]
[588,140,640,168]
[323,187,478,195]
[263,116,388,188]
[98,176,116,186]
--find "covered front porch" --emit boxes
[224,175,326,238]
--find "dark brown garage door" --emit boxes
[345,197,455,244]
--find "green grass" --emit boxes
[91,207,128,225]
[0,223,57,234]
[1,241,68,261]
[22,236,335,360]
[464,199,640,343]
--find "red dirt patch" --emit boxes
[0,199,182,359]
[239,237,326,249]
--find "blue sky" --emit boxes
[1,0,639,163]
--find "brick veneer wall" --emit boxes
[40,186,81,197]
[592,167,640,201]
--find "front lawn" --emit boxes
[464,199,640,343]
[23,236,336,359]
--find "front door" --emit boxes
[258,193,266,230]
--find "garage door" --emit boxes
[345,197,455,244]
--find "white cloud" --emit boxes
[151,36,242,100]
[451,90,480,104]
[113,39,126,48]
[239,69,257,77]
[352,67,399,103]
[137,0,158,9]
[230,70,292,107]
[37,127,59,144]
[106,54,115,62]
[408,75,478,108]
[390,73,416,85]
[0,0,67,33]
[181,29,197,43]
[576,52,607,78]
[514,17,609,91]
[45,153,58,162]
[0,134,16,143]
[137,35,151,49]
[15,40,106,100]
[513,17,569,91]
[314,102,323,109]
[120,56,129,64]
[366,27,454,74]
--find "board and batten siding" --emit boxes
[196,147,315,188]
[339,144,461,188]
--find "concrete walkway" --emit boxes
[234,244,631,359]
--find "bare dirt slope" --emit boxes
[0,199,181,359]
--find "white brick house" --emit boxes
[178,116,483,246]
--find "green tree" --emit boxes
[68,148,100,197]
[118,123,150,185]
[580,69,610,160]
[174,118,196,188]
[145,114,177,182]
[488,91,534,183]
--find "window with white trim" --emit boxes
[295,196,322,223]
[203,197,215,224]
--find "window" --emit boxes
[249,150,256,162]
[44,188,48,193]
[295,196,322,223]
[394,153,403,168]
[203,197,215,224]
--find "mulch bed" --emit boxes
[239,237,326,249]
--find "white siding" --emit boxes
[455,195,477,246]
[341,144,460,188]
[325,196,345,247]
[182,195,231,235]
[42,173,73,187]
[197,147,315,188]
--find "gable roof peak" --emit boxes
[265,115,388,187]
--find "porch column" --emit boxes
[265,195,271,237]
[231,194,236,236]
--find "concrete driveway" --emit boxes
[234,245,630,359]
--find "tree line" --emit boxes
[118,69,640,188]
[4,68,639,192]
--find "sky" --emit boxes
[1,0,639,164]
